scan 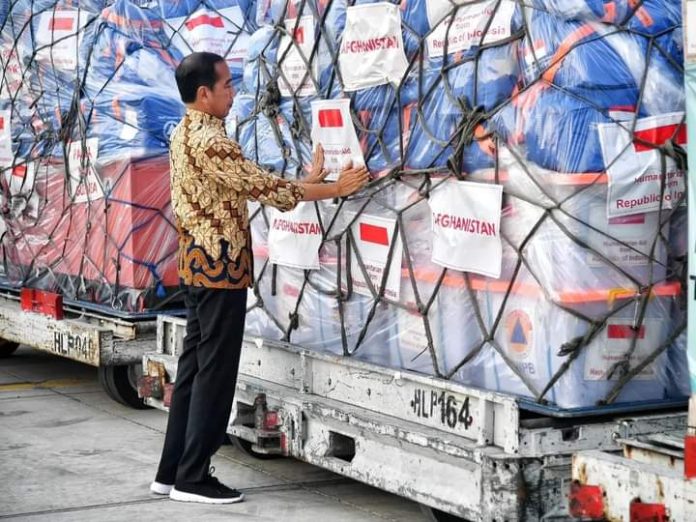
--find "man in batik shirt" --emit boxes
[151,52,368,505]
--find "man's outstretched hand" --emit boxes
[305,144,329,184]
[336,161,369,197]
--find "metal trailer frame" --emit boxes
[0,288,157,408]
[142,315,687,521]
[571,443,696,521]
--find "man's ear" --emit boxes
[196,85,208,102]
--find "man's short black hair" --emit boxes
[175,52,226,103]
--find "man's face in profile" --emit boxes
[204,61,234,119]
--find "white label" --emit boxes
[599,112,687,218]
[607,108,637,122]
[584,319,660,381]
[119,109,139,141]
[0,45,24,101]
[687,1,696,60]
[164,7,250,64]
[426,0,515,58]
[586,206,660,268]
[278,16,317,97]
[67,138,104,203]
[426,0,461,26]
[338,3,409,91]
[310,98,365,180]
[430,180,503,278]
[268,202,323,270]
[36,11,88,71]
[0,110,12,167]
[350,213,402,300]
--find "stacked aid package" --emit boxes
[235,0,690,410]
[0,0,256,313]
[2,0,687,408]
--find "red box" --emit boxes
[3,155,179,312]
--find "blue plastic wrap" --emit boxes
[1,1,106,159]
[406,44,518,172]
[83,0,185,161]
[248,0,343,103]
[526,0,681,34]
[347,84,405,172]
[231,93,310,176]
[492,86,632,173]
[518,7,684,111]
[490,8,685,172]
[242,26,278,95]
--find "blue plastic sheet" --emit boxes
[83,0,185,161]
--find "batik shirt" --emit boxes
[169,108,304,289]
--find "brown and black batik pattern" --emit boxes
[169,108,304,288]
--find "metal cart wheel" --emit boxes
[420,504,470,522]
[229,434,281,460]
[98,363,149,410]
[0,339,19,358]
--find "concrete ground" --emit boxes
[0,347,426,521]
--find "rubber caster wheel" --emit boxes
[0,339,19,358]
[420,504,470,522]
[229,434,281,460]
[98,363,149,410]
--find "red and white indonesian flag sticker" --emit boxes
[164,7,250,63]
[36,10,88,71]
[67,138,104,204]
[338,3,409,91]
[268,202,323,270]
[522,38,549,76]
[429,180,503,278]
[5,161,35,197]
[584,320,659,381]
[425,0,516,59]
[350,213,402,300]
[310,98,365,180]
[278,16,317,97]
[599,112,686,218]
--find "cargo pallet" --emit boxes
[566,20,696,522]
[141,315,686,520]
[0,287,161,409]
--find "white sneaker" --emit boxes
[169,478,245,505]
[150,481,173,495]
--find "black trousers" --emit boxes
[156,284,248,486]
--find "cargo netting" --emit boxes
[0,0,689,409]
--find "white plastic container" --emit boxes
[392,268,485,379]
[476,277,677,408]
